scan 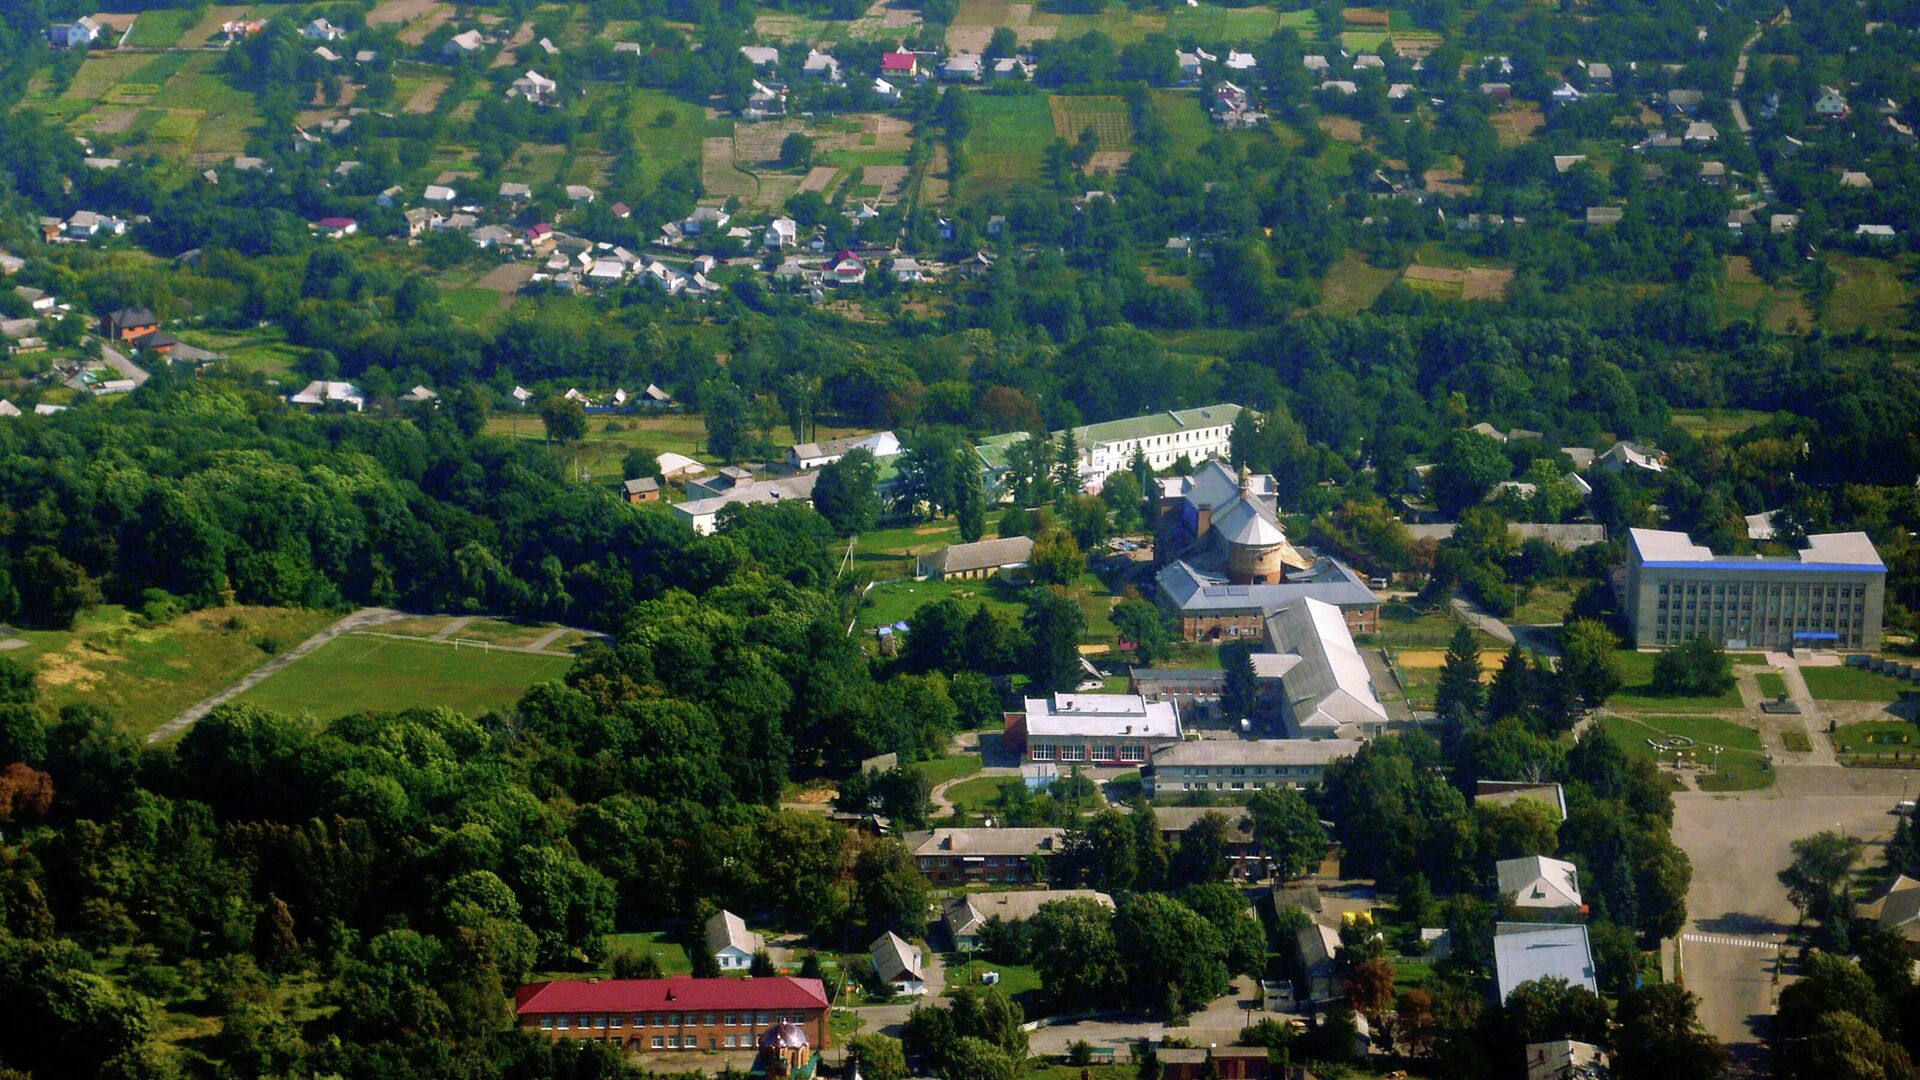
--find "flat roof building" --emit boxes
[1493,922,1596,1002]
[1624,527,1885,651]
[1145,738,1362,797]
[1003,693,1183,766]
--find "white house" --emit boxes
[443,29,485,58]
[803,49,841,81]
[302,18,345,42]
[764,217,798,249]
[49,17,102,49]
[739,45,780,68]
[423,184,457,203]
[1497,856,1583,914]
[705,910,763,971]
[510,70,557,105]
[1225,50,1258,71]
[289,381,367,412]
[869,932,926,996]
[788,430,901,470]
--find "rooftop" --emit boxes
[920,535,1034,576]
[1493,923,1596,1001]
[515,976,827,1015]
[976,404,1246,471]
[1629,528,1885,571]
[1150,737,1364,768]
[905,828,1065,858]
[1156,556,1377,614]
[1496,855,1583,910]
[1022,694,1182,740]
[1261,597,1389,735]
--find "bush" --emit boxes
[254,637,283,656]
[1650,636,1735,696]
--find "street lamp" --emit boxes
[1709,745,1723,777]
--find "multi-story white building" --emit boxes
[975,404,1246,496]
[1004,694,1182,766]
[1624,528,1885,651]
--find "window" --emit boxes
[1098,744,1117,761]
[595,1015,608,1029]
[725,1014,736,1027]
[557,1016,570,1031]
[1059,743,1086,761]
[1030,743,1055,761]
[541,1017,555,1030]
[703,1014,715,1026]
[725,1035,738,1048]
[578,1017,590,1030]
[651,1037,664,1050]
[759,1012,773,1026]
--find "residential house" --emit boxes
[1148,806,1265,874]
[704,910,762,971]
[788,430,900,470]
[916,536,1034,582]
[622,477,660,504]
[403,208,438,237]
[891,257,926,282]
[745,80,787,118]
[1296,923,1344,1004]
[1840,169,1872,189]
[1003,693,1183,767]
[401,385,437,404]
[613,42,642,57]
[683,206,731,234]
[1353,54,1384,70]
[1585,62,1613,88]
[1663,88,1704,115]
[566,184,597,204]
[868,932,925,996]
[470,225,514,249]
[1770,213,1799,234]
[1597,440,1665,473]
[289,380,367,411]
[880,51,919,79]
[510,70,557,105]
[826,250,866,286]
[499,182,532,202]
[15,288,54,313]
[942,890,1113,951]
[313,46,341,63]
[423,184,457,203]
[378,185,405,207]
[1585,206,1624,227]
[1159,1046,1277,1079]
[739,45,779,68]
[1225,50,1258,71]
[1699,160,1726,184]
[1497,856,1584,916]
[100,307,158,342]
[941,53,983,81]
[1814,87,1850,121]
[1552,154,1588,174]
[83,157,121,171]
[1525,1040,1610,1080]
[0,401,17,418]
[443,30,486,59]
[302,18,345,41]
[673,471,819,535]
[1494,923,1597,1001]
[1684,120,1719,145]
[873,76,900,101]
[49,17,102,49]
[1176,50,1205,80]
[513,976,831,1051]
[803,49,841,81]
[1870,875,1920,956]
[1303,55,1330,75]
[764,217,798,249]
[1480,82,1513,100]
[0,252,22,275]
[991,56,1033,80]
[641,384,673,409]
[1857,224,1897,240]
[312,216,358,239]
[905,828,1063,885]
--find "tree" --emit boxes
[0,659,33,706]
[702,378,752,461]
[621,447,660,482]
[1431,430,1510,515]
[1112,598,1173,664]
[780,131,815,169]
[1484,644,1533,722]
[1347,957,1396,1024]
[940,1036,1017,1080]
[1650,636,1735,697]
[1793,1011,1917,1080]
[1612,984,1727,1080]
[848,1032,908,1080]
[1559,619,1623,707]
[814,449,880,536]
[1131,798,1170,890]
[1779,831,1862,929]
[1022,586,1087,694]
[537,394,586,443]
[955,464,987,543]
[1028,528,1086,587]
[15,548,99,630]
[1174,812,1235,885]
[854,838,931,938]
[1028,897,1123,1011]
[1220,641,1258,721]
[1246,787,1327,881]
[1435,625,1485,723]
[1111,893,1230,1015]
[1058,810,1137,891]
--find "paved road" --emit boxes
[1448,595,1561,658]
[145,607,404,743]
[1671,762,1909,1074]
[99,343,150,386]
[1730,8,1790,198]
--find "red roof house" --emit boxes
[513,977,831,1052]
[881,51,918,76]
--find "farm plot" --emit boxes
[961,93,1056,198]
[124,9,197,47]
[1051,95,1134,174]
[1402,263,1511,301]
[1490,106,1546,146]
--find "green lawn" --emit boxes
[945,955,1043,1009]
[1803,665,1918,703]
[1150,90,1215,161]
[124,8,197,46]
[942,775,1017,815]
[1608,651,1749,712]
[1373,602,1496,651]
[1599,714,1773,791]
[625,88,709,192]
[441,286,505,326]
[857,577,1027,633]
[11,605,339,738]
[918,753,984,786]
[1823,254,1913,339]
[1832,720,1920,764]
[1755,672,1788,699]
[1510,581,1578,626]
[234,632,572,721]
[1341,29,1391,51]
[603,932,693,976]
[480,410,722,484]
[962,94,1056,198]
[1167,4,1314,38]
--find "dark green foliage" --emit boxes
[1650,636,1736,697]
[814,448,880,535]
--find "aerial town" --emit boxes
[0,0,1917,1078]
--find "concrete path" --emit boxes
[431,615,476,641]
[524,626,572,652]
[929,767,1019,816]
[146,607,405,743]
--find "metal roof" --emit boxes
[1493,923,1596,1001]
[1630,527,1885,571]
[1156,557,1377,614]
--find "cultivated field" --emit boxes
[962,93,1056,198]
[234,633,573,721]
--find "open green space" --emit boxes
[1802,665,1918,702]
[1373,602,1498,651]
[1824,254,1914,338]
[1755,671,1788,699]
[234,632,571,721]
[1608,650,1750,712]
[624,89,709,192]
[942,774,1018,815]
[1831,720,1920,764]
[1170,4,1315,38]
[857,577,1027,633]
[944,955,1043,1007]
[124,9,197,46]
[1509,581,1578,626]
[918,753,984,786]
[1599,714,1772,791]
[10,605,339,737]
[961,94,1056,198]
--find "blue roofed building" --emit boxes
[1623,528,1885,651]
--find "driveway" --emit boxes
[1671,762,1910,1074]
[1024,975,1265,1058]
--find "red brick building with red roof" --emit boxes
[513,976,830,1052]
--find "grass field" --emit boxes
[856,577,1027,633]
[1170,4,1314,37]
[625,89,710,192]
[943,774,1019,814]
[1051,95,1132,148]
[234,633,572,720]
[481,410,722,484]
[1669,409,1772,438]
[944,955,1043,1008]
[1755,671,1788,699]
[1600,713,1772,791]
[1831,720,1920,764]
[1341,29,1391,51]
[1313,251,1399,315]
[1722,255,1812,334]
[1509,581,1578,626]
[600,932,693,976]
[1823,254,1913,338]
[962,94,1056,197]
[12,605,339,736]
[1373,602,1498,651]
[1803,665,1918,702]
[919,753,985,784]
[1608,650,1749,712]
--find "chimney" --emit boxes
[1239,464,1253,497]
[1196,503,1213,538]
[940,834,953,850]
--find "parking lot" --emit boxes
[1671,762,1915,1074]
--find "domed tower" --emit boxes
[1226,513,1288,584]
[757,1020,811,1076]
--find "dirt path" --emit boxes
[146,607,405,743]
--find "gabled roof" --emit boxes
[870,932,923,983]
[1497,855,1582,910]
[919,535,1033,575]
[1494,923,1596,1000]
[516,977,827,1015]
[705,909,763,957]
[1260,597,1389,734]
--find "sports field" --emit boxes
[234,633,571,720]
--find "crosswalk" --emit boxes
[1681,932,1783,951]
